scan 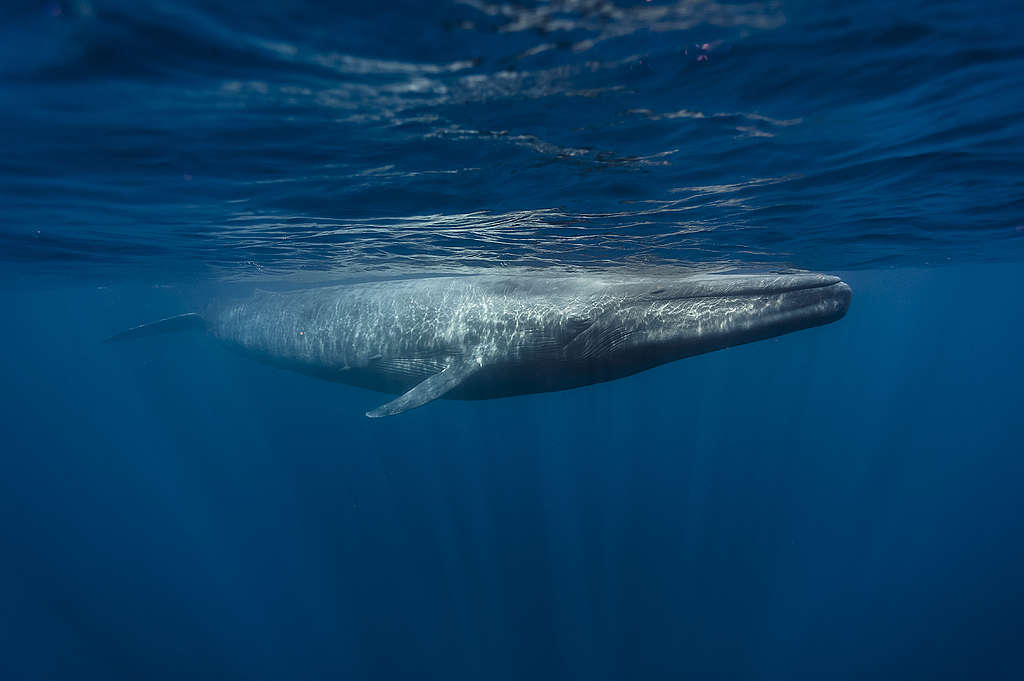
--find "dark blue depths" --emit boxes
[1,0,1024,679]
[3,269,1023,680]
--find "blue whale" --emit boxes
[106,272,852,417]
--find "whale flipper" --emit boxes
[366,357,482,418]
[103,313,206,343]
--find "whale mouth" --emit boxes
[646,273,851,320]
[738,275,852,326]
[657,272,845,300]
[680,274,853,347]
[642,272,853,333]
[783,279,853,324]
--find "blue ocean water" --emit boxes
[1,1,1022,679]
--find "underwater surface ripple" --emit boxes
[2,0,1022,280]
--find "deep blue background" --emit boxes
[2,1,1023,679]
[3,268,1023,680]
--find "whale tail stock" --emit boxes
[102,312,207,343]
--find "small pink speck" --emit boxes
[697,54,708,62]
[701,43,711,51]
[184,173,192,181]
[299,331,305,335]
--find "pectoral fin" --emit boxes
[366,357,482,418]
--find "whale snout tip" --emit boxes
[827,280,853,319]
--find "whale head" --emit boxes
[565,273,852,371]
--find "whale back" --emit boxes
[206,276,621,391]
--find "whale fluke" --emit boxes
[103,312,206,343]
[366,356,484,418]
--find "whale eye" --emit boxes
[649,288,666,295]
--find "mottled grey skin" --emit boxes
[193,272,851,414]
